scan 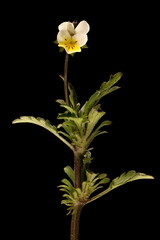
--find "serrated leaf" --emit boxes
[110,170,154,189]
[99,86,121,99]
[12,116,74,151]
[109,170,154,189]
[100,72,123,91]
[86,170,154,205]
[80,72,122,117]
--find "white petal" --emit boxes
[67,23,75,35]
[58,22,75,35]
[57,30,71,43]
[74,33,88,47]
[58,22,69,30]
[75,21,90,34]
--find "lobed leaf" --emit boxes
[109,170,154,189]
[100,72,123,91]
[12,116,74,151]
[80,72,123,117]
[86,170,154,205]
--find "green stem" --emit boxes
[64,53,69,105]
[85,187,112,205]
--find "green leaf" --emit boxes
[68,82,78,109]
[58,122,80,142]
[12,116,74,151]
[86,130,107,149]
[64,166,74,184]
[85,108,106,140]
[98,178,110,184]
[57,112,76,119]
[99,86,120,99]
[56,99,66,105]
[94,173,108,180]
[80,72,122,117]
[60,104,77,115]
[100,72,123,91]
[80,91,100,116]
[86,170,154,205]
[58,114,85,134]
[57,131,73,141]
[61,178,74,193]
[84,120,111,148]
[94,120,112,132]
[109,170,154,189]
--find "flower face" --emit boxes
[57,20,90,54]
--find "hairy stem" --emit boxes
[64,53,69,105]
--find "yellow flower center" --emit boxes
[58,38,81,54]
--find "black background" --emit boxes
[1,2,159,239]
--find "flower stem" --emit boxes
[64,53,69,105]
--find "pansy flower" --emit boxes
[57,20,90,54]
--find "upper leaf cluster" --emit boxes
[56,72,122,151]
[12,72,122,158]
